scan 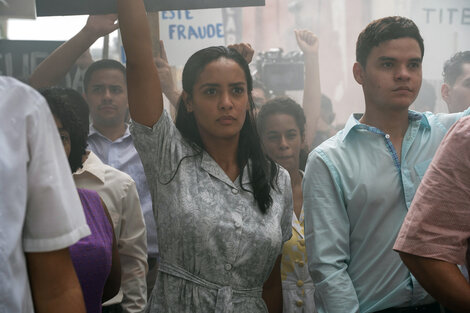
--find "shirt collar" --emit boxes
[200,151,252,189]
[73,150,106,184]
[338,110,430,142]
[89,123,132,142]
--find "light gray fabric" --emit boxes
[131,110,293,313]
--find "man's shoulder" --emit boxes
[442,115,470,146]
[311,131,349,161]
[423,111,464,131]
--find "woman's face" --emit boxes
[184,57,249,144]
[53,115,71,158]
[261,113,304,173]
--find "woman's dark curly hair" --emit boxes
[40,87,88,173]
[175,46,278,214]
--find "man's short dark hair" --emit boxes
[356,16,424,67]
[442,51,470,86]
[83,59,126,93]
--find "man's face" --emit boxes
[442,63,470,113]
[353,37,423,112]
[84,68,128,128]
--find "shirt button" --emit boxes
[235,221,241,228]
[297,280,304,287]
[385,134,391,139]
[296,300,303,307]
[224,263,232,271]
[231,188,239,194]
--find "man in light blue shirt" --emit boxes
[303,16,469,313]
[83,59,160,295]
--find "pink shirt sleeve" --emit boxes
[394,116,470,267]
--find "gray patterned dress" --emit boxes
[130,110,293,313]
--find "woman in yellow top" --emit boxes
[258,30,321,313]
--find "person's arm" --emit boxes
[399,253,470,312]
[118,181,148,313]
[303,152,359,313]
[26,248,86,313]
[262,255,283,313]
[101,199,122,302]
[117,0,163,127]
[29,14,118,89]
[295,30,321,149]
[393,118,470,312]
[154,40,180,108]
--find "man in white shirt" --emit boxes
[0,76,90,313]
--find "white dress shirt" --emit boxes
[0,76,90,313]
[74,151,148,313]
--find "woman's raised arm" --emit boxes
[295,30,321,149]
[117,0,164,127]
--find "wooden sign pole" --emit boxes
[147,11,161,58]
[102,34,110,59]
[146,12,177,119]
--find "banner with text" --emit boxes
[36,0,264,16]
[159,9,225,66]
[409,0,470,79]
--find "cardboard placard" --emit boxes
[36,0,264,16]
[159,9,225,66]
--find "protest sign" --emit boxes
[159,9,225,66]
[36,0,264,16]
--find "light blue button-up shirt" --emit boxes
[303,110,469,313]
[88,124,158,257]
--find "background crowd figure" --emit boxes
[2,1,470,313]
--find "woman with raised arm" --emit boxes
[257,30,321,313]
[117,1,293,313]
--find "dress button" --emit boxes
[296,300,303,307]
[231,188,239,194]
[224,263,232,271]
[385,134,391,139]
[297,280,304,287]
[235,221,241,228]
